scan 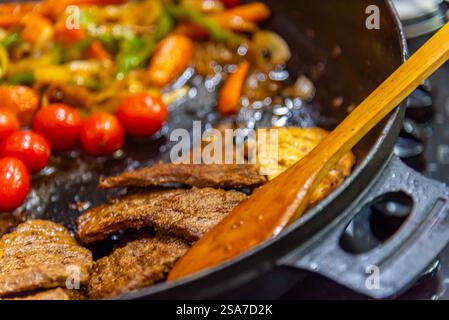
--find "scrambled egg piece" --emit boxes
[257,127,356,206]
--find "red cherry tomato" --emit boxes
[0,109,20,141]
[0,131,51,174]
[116,94,168,137]
[0,157,30,212]
[80,112,124,157]
[220,0,240,7]
[33,104,83,151]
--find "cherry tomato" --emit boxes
[80,112,124,157]
[220,0,240,8]
[33,104,83,152]
[0,109,19,142]
[0,86,39,126]
[116,94,168,137]
[0,130,51,174]
[0,157,30,212]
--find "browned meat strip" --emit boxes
[77,188,247,244]
[0,220,93,297]
[8,288,85,300]
[99,164,267,189]
[88,234,189,299]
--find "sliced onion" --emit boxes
[283,75,316,101]
[252,31,291,67]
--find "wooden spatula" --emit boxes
[168,22,449,281]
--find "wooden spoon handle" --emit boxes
[168,22,449,281]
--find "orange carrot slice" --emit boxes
[0,86,40,126]
[218,60,250,116]
[148,34,194,87]
[40,0,126,19]
[87,41,112,61]
[0,2,37,28]
[54,20,87,45]
[173,22,210,40]
[21,13,54,46]
[209,2,271,31]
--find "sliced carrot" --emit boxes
[148,34,194,87]
[0,86,39,126]
[209,2,270,31]
[218,60,250,116]
[0,3,37,28]
[211,15,258,32]
[21,13,54,46]
[0,15,24,28]
[40,0,126,19]
[71,0,126,5]
[54,20,87,45]
[221,2,271,22]
[169,3,263,40]
[38,0,66,18]
[67,0,125,4]
[87,41,112,61]
[0,3,35,15]
[173,22,210,40]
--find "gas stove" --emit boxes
[281,0,449,300]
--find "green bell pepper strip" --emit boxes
[60,38,95,63]
[8,71,36,85]
[165,4,243,44]
[116,36,148,77]
[80,9,97,34]
[0,32,22,80]
[154,8,175,42]
[8,70,101,90]
[1,31,21,49]
[79,9,118,54]
[116,9,174,78]
[97,32,119,55]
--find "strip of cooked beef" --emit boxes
[76,187,247,244]
[88,234,189,299]
[0,220,93,297]
[99,164,266,189]
[8,288,85,300]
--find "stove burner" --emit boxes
[394,84,433,172]
[393,0,445,38]
[283,6,448,299]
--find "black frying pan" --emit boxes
[8,0,449,299]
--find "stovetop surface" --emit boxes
[281,31,449,301]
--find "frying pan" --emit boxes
[7,0,449,299]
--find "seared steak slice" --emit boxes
[88,234,189,299]
[99,164,266,189]
[76,188,247,244]
[0,220,93,297]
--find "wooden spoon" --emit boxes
[168,22,449,281]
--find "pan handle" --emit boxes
[280,156,449,299]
